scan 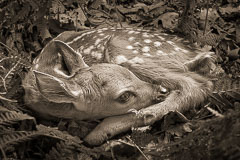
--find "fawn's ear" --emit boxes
[33,70,82,103]
[53,40,89,76]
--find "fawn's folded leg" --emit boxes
[84,79,212,145]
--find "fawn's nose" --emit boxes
[153,85,169,103]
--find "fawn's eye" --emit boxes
[117,91,135,104]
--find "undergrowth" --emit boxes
[0,0,239,159]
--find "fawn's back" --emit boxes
[54,27,203,66]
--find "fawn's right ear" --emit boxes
[53,40,89,76]
[33,70,82,103]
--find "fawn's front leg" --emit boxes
[84,64,214,145]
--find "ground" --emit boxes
[0,0,239,159]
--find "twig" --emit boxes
[126,136,150,160]
[107,141,117,160]
[4,60,20,80]
[203,103,224,118]
[203,0,209,35]
[113,0,122,28]
[0,57,11,64]
[0,145,7,160]
[0,42,17,55]
[0,76,7,92]
[0,95,17,102]
[206,107,224,118]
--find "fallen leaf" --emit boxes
[227,48,240,60]
[159,12,179,30]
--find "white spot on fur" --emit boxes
[126,45,134,50]
[133,42,141,46]
[101,28,108,31]
[85,30,95,35]
[170,52,177,55]
[128,57,144,64]
[115,55,128,64]
[128,37,135,41]
[154,41,162,47]
[142,34,150,38]
[128,30,135,34]
[149,34,154,38]
[156,50,164,55]
[180,48,189,53]
[67,32,88,44]
[134,31,140,34]
[144,39,152,43]
[167,40,175,45]
[157,36,165,40]
[174,47,181,51]
[132,50,139,54]
[99,33,105,36]
[142,46,150,52]
[143,53,152,57]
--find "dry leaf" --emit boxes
[219,5,240,15]
[160,12,179,30]
[227,48,240,60]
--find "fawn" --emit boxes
[23,27,217,124]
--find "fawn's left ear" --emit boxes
[53,40,89,75]
[33,70,82,103]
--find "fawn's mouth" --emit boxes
[152,85,169,103]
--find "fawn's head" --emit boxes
[25,40,166,120]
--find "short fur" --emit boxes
[23,27,219,120]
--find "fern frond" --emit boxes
[39,124,92,160]
[209,77,240,108]
[51,0,66,14]
[0,95,17,102]
[213,77,240,94]
[36,124,98,159]
[0,124,13,134]
[0,130,39,148]
[45,141,80,160]
[37,125,82,144]
[45,141,96,160]
[198,31,225,47]
[0,107,36,125]
[11,3,31,24]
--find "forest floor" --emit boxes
[0,0,239,159]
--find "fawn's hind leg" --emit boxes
[185,52,221,76]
